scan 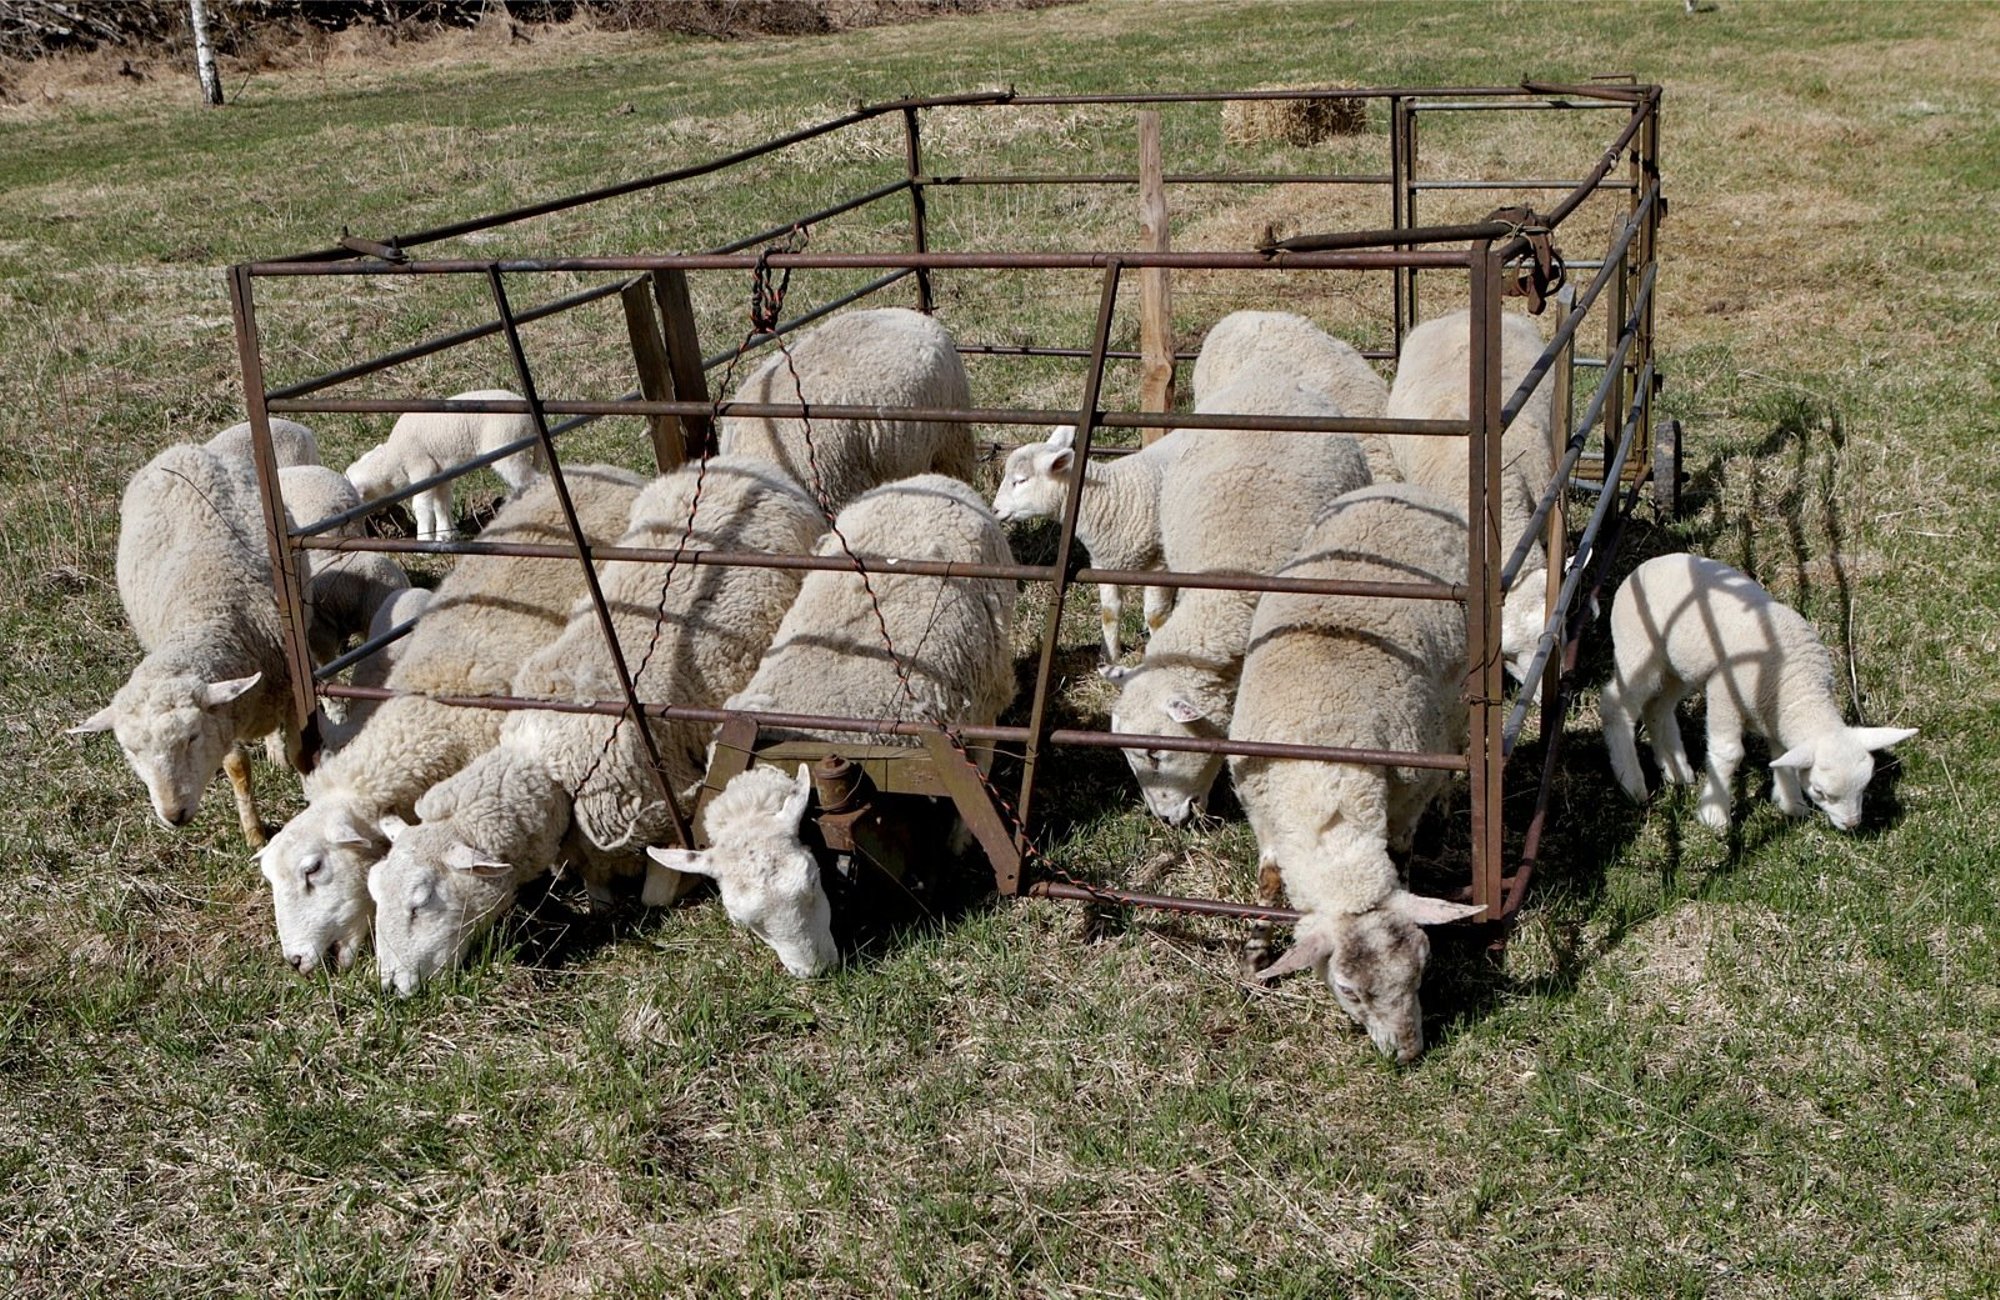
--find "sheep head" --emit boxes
[368,814,517,996]
[1500,569,1548,684]
[342,445,402,502]
[259,795,384,975]
[648,764,835,978]
[70,671,263,832]
[990,425,1076,524]
[1770,725,1917,832]
[1106,662,1227,826]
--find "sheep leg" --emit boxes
[416,486,458,542]
[1239,848,1286,978]
[1771,763,1811,818]
[223,745,268,849]
[1142,584,1175,639]
[1696,694,1744,834]
[1600,675,1650,802]
[1098,584,1123,661]
[1646,693,1696,787]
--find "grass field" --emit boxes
[4,3,1999,1296]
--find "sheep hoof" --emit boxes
[1696,800,1731,834]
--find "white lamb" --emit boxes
[1106,378,1371,824]
[70,442,301,846]
[1191,310,1394,481]
[1600,553,1916,834]
[1383,307,1559,683]
[992,424,1189,661]
[649,473,1019,978]
[345,389,544,541]
[718,307,977,514]
[258,465,643,975]
[366,457,825,994]
[1230,484,1485,1063]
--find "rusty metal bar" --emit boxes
[1410,178,1635,192]
[1390,94,1410,350]
[1029,880,1304,926]
[311,613,418,682]
[955,342,1204,362]
[1016,261,1124,847]
[486,267,693,851]
[704,178,913,255]
[921,172,1391,186]
[995,86,1549,105]
[901,108,935,312]
[1466,243,1506,920]
[246,249,1473,276]
[1409,98,1631,112]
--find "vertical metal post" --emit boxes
[651,268,715,460]
[226,265,319,751]
[1014,262,1125,849]
[621,275,686,473]
[1400,98,1422,336]
[1538,286,1577,774]
[485,267,694,851]
[1466,247,1505,919]
[1633,93,1662,484]
[1389,95,1410,351]
[901,107,935,314]
[1604,216,1630,484]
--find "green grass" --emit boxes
[5,2,2000,1295]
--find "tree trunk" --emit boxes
[189,0,223,106]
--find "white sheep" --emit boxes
[992,424,1189,661]
[1106,377,1371,824]
[317,583,431,754]
[1600,553,1916,833]
[718,307,976,514]
[365,457,825,993]
[204,417,321,474]
[1383,307,1558,682]
[1229,483,1485,1063]
[258,465,643,975]
[70,442,300,846]
[649,473,1018,977]
[345,389,544,541]
[1190,310,1394,481]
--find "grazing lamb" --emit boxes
[649,473,1018,977]
[1190,310,1394,481]
[1107,378,1371,824]
[366,457,824,994]
[1383,307,1558,683]
[70,442,300,846]
[1230,484,1484,1063]
[718,307,976,514]
[258,466,643,975]
[992,424,1189,660]
[345,389,544,541]
[1600,553,1916,833]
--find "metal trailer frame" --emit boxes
[226,80,1668,935]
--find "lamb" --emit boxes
[1228,484,1485,1063]
[717,307,977,514]
[991,424,1189,660]
[257,465,643,975]
[1599,553,1916,833]
[1382,307,1559,682]
[649,473,1018,977]
[366,457,825,994]
[1190,310,1394,481]
[69,442,301,847]
[1106,378,1371,824]
[344,389,544,541]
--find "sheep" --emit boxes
[1382,307,1558,683]
[717,307,977,514]
[649,473,1018,977]
[1190,310,1394,481]
[317,583,431,754]
[365,457,825,994]
[1228,484,1485,1063]
[991,424,1189,660]
[1106,378,1371,825]
[69,442,300,847]
[304,550,412,669]
[1599,552,1916,834]
[257,465,643,975]
[204,417,321,474]
[344,389,544,542]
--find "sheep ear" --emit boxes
[1041,447,1074,477]
[444,842,510,878]
[780,764,814,828]
[648,846,714,878]
[1853,726,1917,752]
[1047,425,1076,450]
[1769,743,1815,771]
[1164,696,1209,725]
[1098,664,1135,682]
[199,673,263,710]
[1255,922,1336,983]
[1388,890,1485,926]
[377,813,410,843]
[67,705,117,735]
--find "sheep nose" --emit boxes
[287,952,308,973]
[163,808,193,828]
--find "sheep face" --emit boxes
[990,426,1075,524]
[1107,670,1225,826]
[342,446,404,502]
[1771,725,1916,831]
[70,672,263,831]
[649,765,836,978]
[1500,570,1548,683]
[368,816,514,996]
[260,798,384,975]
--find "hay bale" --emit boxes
[1221,87,1368,149]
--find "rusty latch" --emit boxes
[1486,205,1565,314]
[338,229,406,263]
